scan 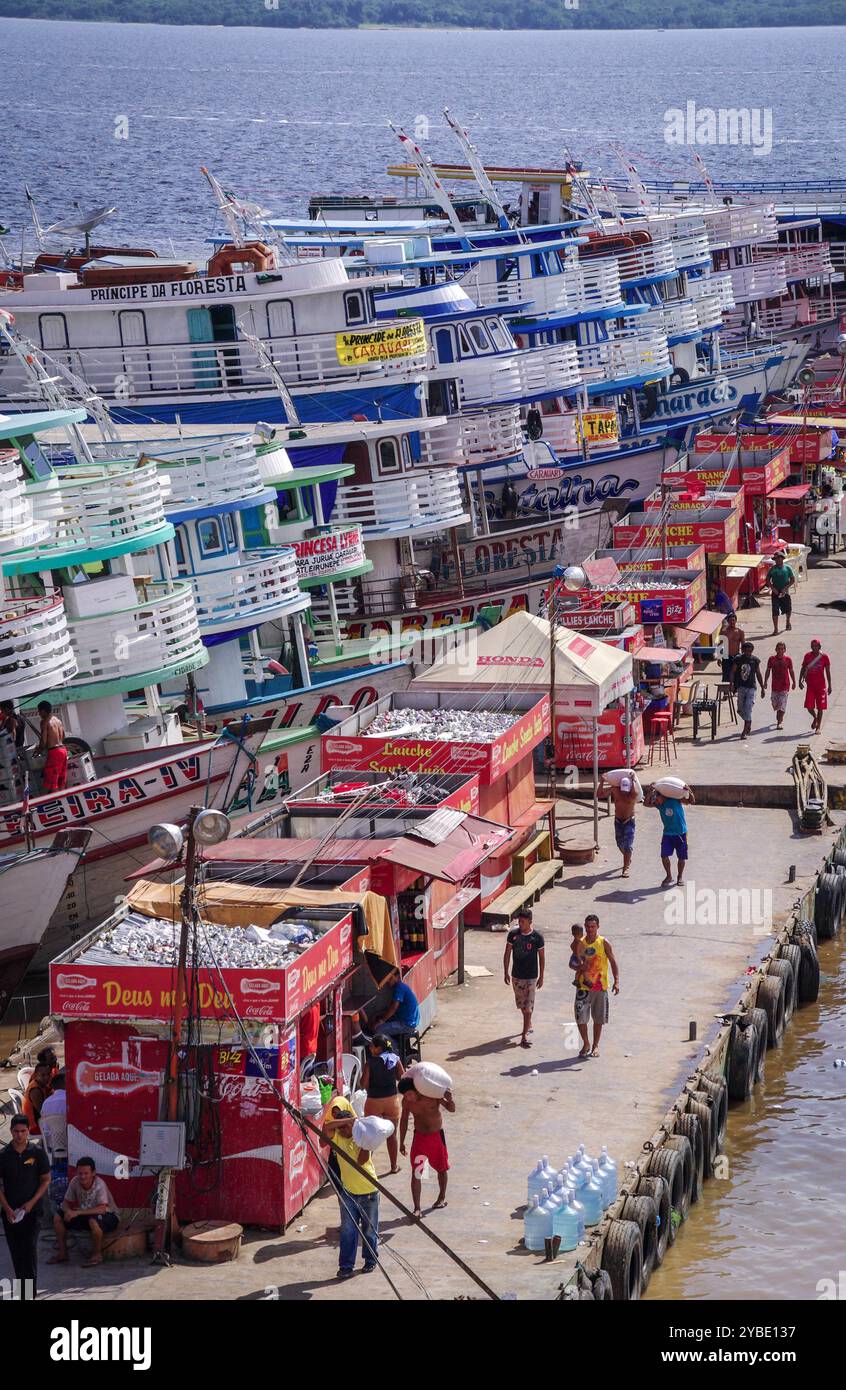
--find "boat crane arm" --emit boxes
[388,121,464,235]
[442,108,511,230]
[235,317,301,427]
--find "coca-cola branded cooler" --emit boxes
[50,903,357,1228]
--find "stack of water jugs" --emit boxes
[524,1145,618,1252]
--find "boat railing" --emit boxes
[0,593,77,702]
[575,327,671,384]
[418,407,523,468]
[190,548,309,634]
[145,435,270,510]
[65,580,204,690]
[0,452,51,557]
[704,206,778,249]
[35,458,171,553]
[727,260,790,304]
[10,322,428,401]
[331,469,470,538]
[623,300,701,341]
[460,258,624,319]
[687,271,736,312]
[614,241,677,284]
[753,243,834,281]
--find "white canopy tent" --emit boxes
[413,612,635,847]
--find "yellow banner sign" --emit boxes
[577,409,619,445]
[336,320,426,366]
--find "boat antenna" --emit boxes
[388,121,464,235]
[561,140,605,232]
[200,166,246,248]
[236,317,301,427]
[24,186,46,251]
[442,108,510,230]
[611,144,653,214]
[691,149,720,206]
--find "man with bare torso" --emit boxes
[398,1078,455,1219]
[37,701,68,794]
[599,773,640,877]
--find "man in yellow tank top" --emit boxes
[573,914,620,1060]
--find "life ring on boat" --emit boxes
[639,382,660,420]
[727,1018,757,1101]
[207,241,275,277]
[669,366,690,388]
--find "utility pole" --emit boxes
[548,576,558,846]
[152,806,200,1264]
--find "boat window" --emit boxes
[38,314,69,350]
[433,327,455,364]
[400,434,413,469]
[531,254,548,278]
[487,320,509,351]
[378,438,401,474]
[467,322,491,353]
[344,290,367,326]
[173,531,186,570]
[457,326,474,357]
[223,514,236,548]
[197,518,224,557]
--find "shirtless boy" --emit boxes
[398,1077,456,1219]
[599,773,639,877]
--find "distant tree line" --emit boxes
[1,0,844,27]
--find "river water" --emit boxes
[2,20,846,248]
[645,929,846,1302]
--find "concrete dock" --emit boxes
[2,554,844,1301]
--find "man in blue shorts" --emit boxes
[599,772,639,878]
[647,783,695,887]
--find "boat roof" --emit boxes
[0,408,87,440]
[82,254,195,270]
[267,217,439,235]
[387,162,589,185]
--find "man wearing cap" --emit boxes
[503,908,545,1049]
[599,773,640,877]
[765,552,795,637]
[0,1114,51,1297]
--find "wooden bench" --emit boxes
[510,830,552,885]
[482,858,564,924]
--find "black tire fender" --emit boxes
[727,1021,756,1103]
[688,1093,717,1177]
[696,1074,729,1151]
[796,936,820,1005]
[757,972,786,1047]
[767,957,796,1026]
[815,873,839,941]
[663,1134,694,1219]
[620,1194,659,1293]
[645,1145,685,1241]
[745,1006,769,1083]
[634,1174,671,1267]
[600,1218,644,1301]
[675,1112,705,1203]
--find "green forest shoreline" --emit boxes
[2,3,845,32]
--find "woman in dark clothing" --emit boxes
[361,1035,405,1174]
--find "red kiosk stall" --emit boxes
[49,885,367,1229]
[320,688,552,912]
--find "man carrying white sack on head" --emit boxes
[599,769,642,878]
[321,1096,392,1281]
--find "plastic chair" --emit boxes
[647,711,677,765]
[17,1067,34,1091]
[341,1052,361,1098]
[7,1087,25,1115]
[40,1111,68,1162]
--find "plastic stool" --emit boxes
[399,1031,422,1065]
[692,696,718,740]
[715,682,738,725]
[647,711,677,765]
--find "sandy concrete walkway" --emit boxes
[5,802,838,1303]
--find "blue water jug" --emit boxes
[527,1159,547,1202]
[523,1196,549,1252]
[579,1170,604,1227]
[563,1185,586,1241]
[598,1145,618,1204]
[552,1190,580,1252]
[591,1159,609,1212]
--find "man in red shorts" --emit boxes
[37,701,68,793]
[398,1077,455,1219]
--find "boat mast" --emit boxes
[442,108,510,230]
[236,318,301,427]
[0,316,116,462]
[200,166,247,248]
[24,186,46,251]
[388,122,464,235]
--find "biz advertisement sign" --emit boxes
[51,914,353,1025]
[293,528,365,581]
[322,696,550,785]
[336,320,426,365]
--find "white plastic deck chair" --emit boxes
[7,1087,25,1115]
[39,1111,68,1164]
[17,1067,34,1092]
[341,1052,361,1098]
